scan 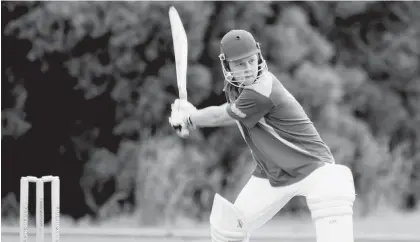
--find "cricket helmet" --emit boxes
[219,29,268,87]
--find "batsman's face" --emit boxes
[228,54,259,86]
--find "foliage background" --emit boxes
[2,1,420,227]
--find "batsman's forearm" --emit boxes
[190,105,236,127]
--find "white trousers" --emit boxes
[233,163,355,241]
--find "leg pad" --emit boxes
[210,193,248,242]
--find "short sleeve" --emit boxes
[226,89,273,128]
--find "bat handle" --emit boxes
[179,89,187,101]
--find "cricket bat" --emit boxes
[169,6,189,137]
[169,6,188,101]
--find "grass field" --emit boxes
[3,209,420,242]
[2,227,420,242]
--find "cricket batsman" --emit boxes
[169,29,356,242]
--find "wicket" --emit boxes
[20,176,60,242]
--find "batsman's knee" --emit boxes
[210,193,249,242]
[306,164,356,242]
[307,164,356,220]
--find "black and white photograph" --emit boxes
[1,1,420,242]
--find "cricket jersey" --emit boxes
[224,71,335,187]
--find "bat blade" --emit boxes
[169,6,188,101]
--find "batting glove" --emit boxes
[169,99,196,138]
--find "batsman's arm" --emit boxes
[189,103,236,127]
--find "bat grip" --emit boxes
[178,88,187,101]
